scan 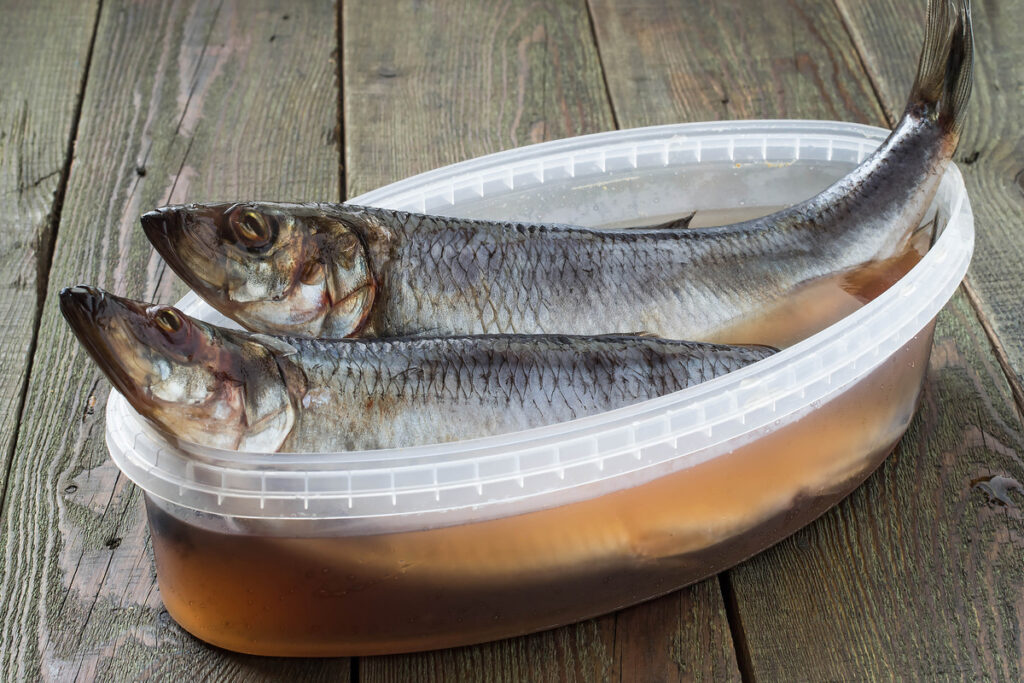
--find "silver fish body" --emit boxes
[282,333,771,451]
[60,287,774,452]
[142,0,972,348]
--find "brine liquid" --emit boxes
[147,322,936,656]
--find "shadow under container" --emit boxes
[106,121,973,656]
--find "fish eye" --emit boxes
[154,308,183,334]
[229,207,276,250]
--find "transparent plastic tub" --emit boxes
[106,120,973,656]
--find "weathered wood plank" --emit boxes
[588,5,889,670]
[361,580,738,683]
[344,0,615,195]
[712,1,1024,676]
[836,0,1024,408]
[587,0,885,125]
[729,291,1024,678]
[0,0,99,497]
[361,619,617,683]
[586,0,1024,676]
[0,0,348,678]
[344,0,740,680]
[592,0,1024,677]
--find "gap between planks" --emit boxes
[0,0,105,527]
[719,573,756,683]
[962,279,1024,418]
[583,0,621,130]
[337,0,347,202]
[22,1,1014,677]
[832,0,1024,424]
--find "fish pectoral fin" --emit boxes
[839,249,923,302]
[237,411,293,452]
[276,356,309,405]
[249,333,299,356]
[911,214,939,249]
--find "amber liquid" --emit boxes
[148,319,935,656]
[149,206,936,655]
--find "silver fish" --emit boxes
[60,286,774,452]
[142,0,971,348]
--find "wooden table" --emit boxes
[2,0,1021,679]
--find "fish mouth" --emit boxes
[142,207,200,288]
[59,286,149,404]
[141,205,234,300]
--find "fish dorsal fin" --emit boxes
[840,248,923,303]
[620,212,695,231]
[586,331,659,340]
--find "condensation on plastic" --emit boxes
[105,120,973,532]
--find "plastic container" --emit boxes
[106,120,973,656]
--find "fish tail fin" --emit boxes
[909,0,974,135]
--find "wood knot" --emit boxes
[105,537,122,550]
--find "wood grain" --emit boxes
[836,0,1024,414]
[3,0,1017,676]
[729,292,1024,678]
[344,0,740,679]
[591,0,1024,677]
[362,581,739,683]
[587,0,886,125]
[343,0,616,196]
[0,0,99,498]
[0,0,348,678]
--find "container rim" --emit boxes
[105,119,974,521]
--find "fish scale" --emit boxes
[267,333,774,452]
[143,0,972,350]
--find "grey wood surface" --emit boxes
[0,0,1020,679]
[729,292,1024,678]
[0,0,348,678]
[837,0,1024,410]
[588,0,886,125]
[0,0,99,504]
[721,1,1024,676]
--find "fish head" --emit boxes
[59,285,301,451]
[141,202,375,337]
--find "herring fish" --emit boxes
[142,0,972,347]
[60,286,774,452]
